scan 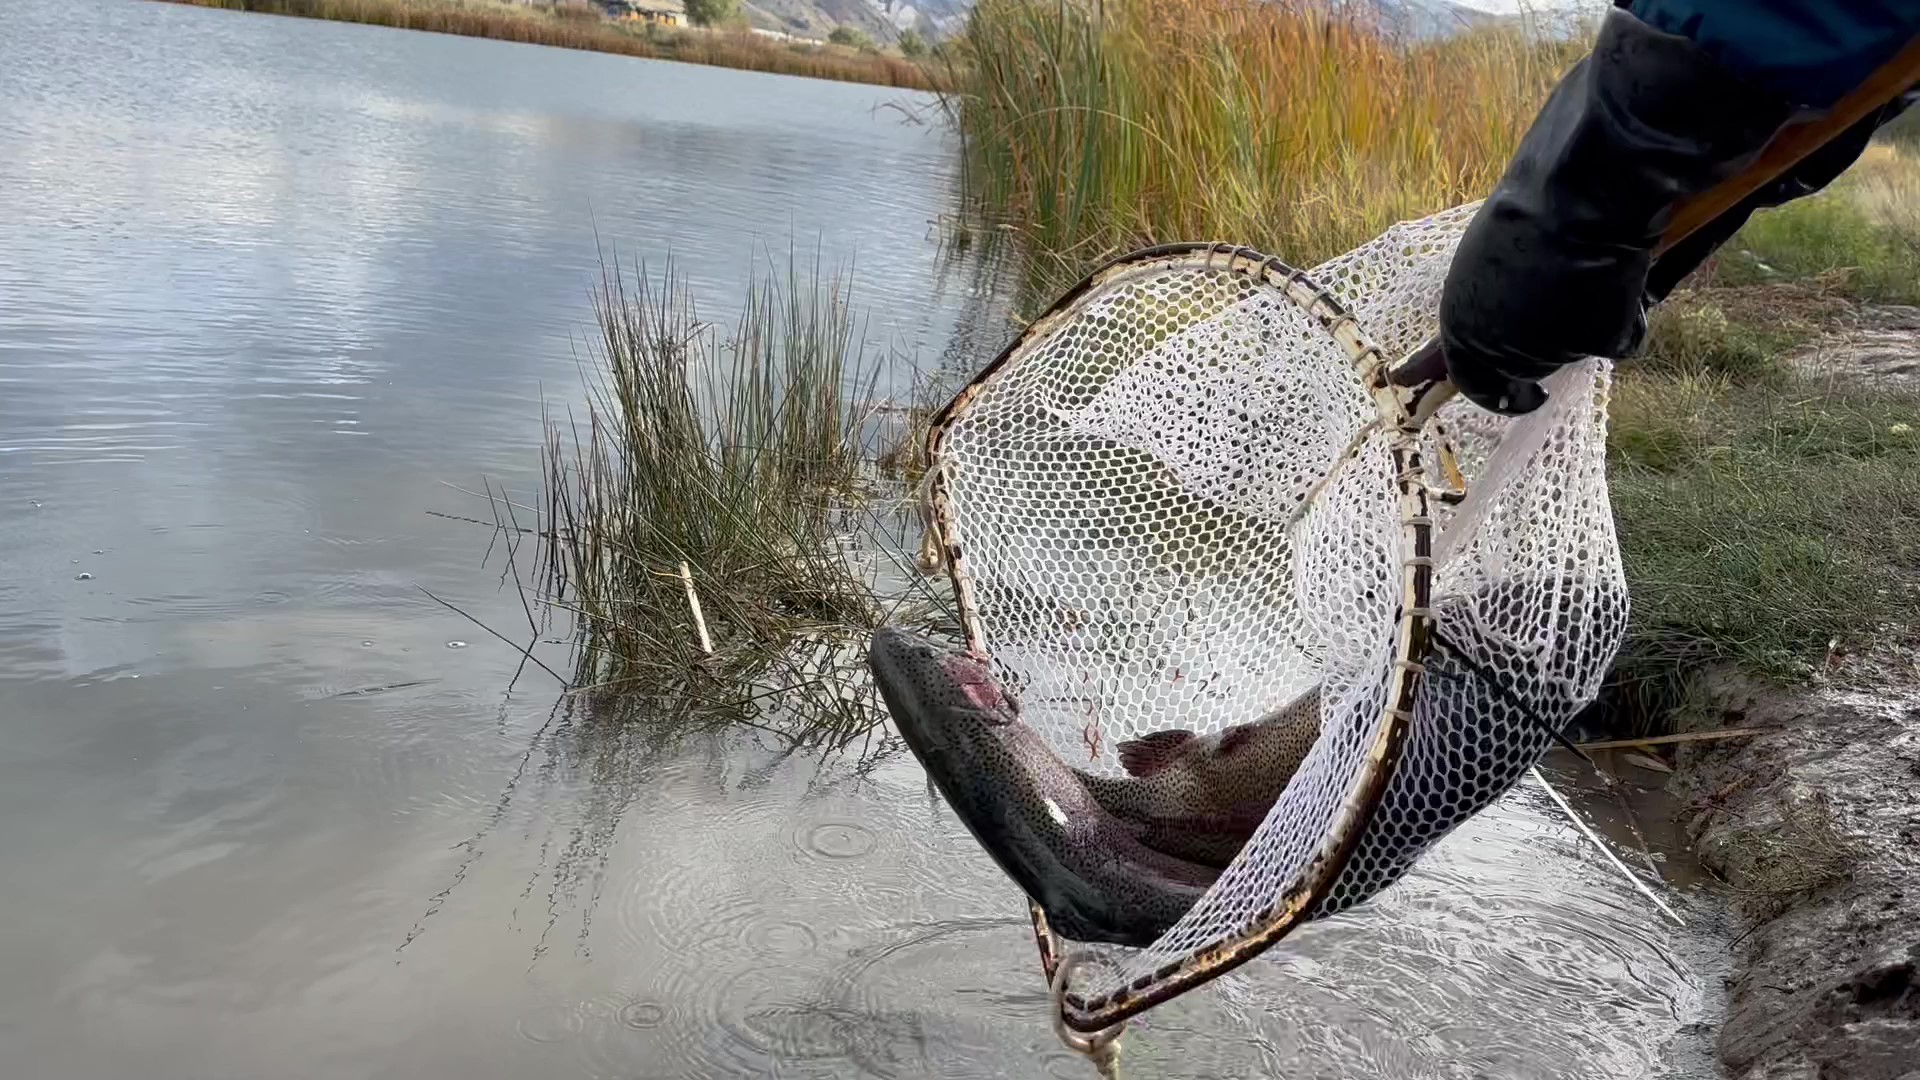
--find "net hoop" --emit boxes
[923,243,1449,1032]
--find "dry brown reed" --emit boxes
[941,0,1585,295]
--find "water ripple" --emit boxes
[0,0,1722,1076]
[799,820,878,861]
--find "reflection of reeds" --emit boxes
[158,0,947,91]
[523,249,955,748]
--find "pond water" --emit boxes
[0,1,1724,1077]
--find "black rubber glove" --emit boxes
[1438,7,1797,416]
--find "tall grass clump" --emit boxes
[158,0,949,91]
[529,251,949,748]
[942,0,1583,295]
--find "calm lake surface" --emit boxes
[2,2,1722,1077]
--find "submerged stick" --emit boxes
[1529,765,1686,927]
[1605,764,1667,882]
[679,561,714,656]
[1574,727,1768,751]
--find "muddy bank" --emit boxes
[1641,301,1920,1077]
[1669,666,1920,1078]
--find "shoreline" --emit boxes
[1659,310,1920,1078]
[151,0,950,92]
[1669,666,1920,1078]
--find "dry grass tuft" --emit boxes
[941,0,1583,298]
[1705,788,1856,916]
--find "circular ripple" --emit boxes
[809,916,1057,1077]
[567,991,701,1080]
[514,1002,585,1045]
[618,1000,668,1030]
[802,821,876,860]
[744,918,821,958]
[612,796,781,956]
[708,966,854,1065]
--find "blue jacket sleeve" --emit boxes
[1629,0,1920,110]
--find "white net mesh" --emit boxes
[928,204,1628,1006]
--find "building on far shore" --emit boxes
[607,0,687,27]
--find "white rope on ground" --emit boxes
[1528,765,1686,926]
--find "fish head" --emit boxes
[868,626,1216,945]
[868,626,1079,830]
[868,626,1019,738]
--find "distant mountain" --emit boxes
[1369,0,1509,40]
[738,0,1588,47]
[739,0,970,41]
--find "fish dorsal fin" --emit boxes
[1216,723,1256,756]
[1117,729,1194,777]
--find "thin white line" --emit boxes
[1529,765,1687,926]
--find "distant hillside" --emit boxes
[738,0,970,42]
[738,0,1587,47]
[1367,0,1506,39]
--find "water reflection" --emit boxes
[392,700,1718,1079]
[0,0,1718,1075]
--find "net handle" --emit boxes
[1388,33,1920,400]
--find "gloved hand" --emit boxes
[1438,7,1796,416]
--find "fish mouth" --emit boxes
[868,626,1016,730]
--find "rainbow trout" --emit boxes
[1075,688,1321,868]
[868,626,1217,947]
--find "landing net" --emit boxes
[922,203,1629,1029]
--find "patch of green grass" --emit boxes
[1714,186,1920,306]
[1604,372,1920,723]
[1598,146,1920,729]
[1606,370,1723,473]
[1639,299,1798,385]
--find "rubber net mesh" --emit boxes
[931,203,1629,1001]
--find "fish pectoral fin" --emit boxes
[1116,729,1196,777]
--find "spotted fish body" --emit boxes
[1074,688,1321,868]
[868,627,1217,947]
